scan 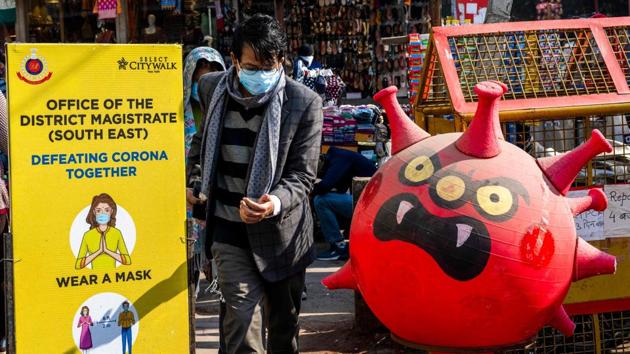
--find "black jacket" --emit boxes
[187,72,323,282]
[312,147,377,195]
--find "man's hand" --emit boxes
[239,195,275,224]
[186,188,203,205]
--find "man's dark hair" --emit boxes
[232,14,287,65]
[298,44,313,57]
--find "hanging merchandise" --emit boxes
[285,0,375,97]
[93,0,121,20]
[536,0,562,20]
[407,33,429,104]
[299,68,346,107]
[161,0,177,10]
[217,2,236,62]
[376,1,409,94]
[0,0,16,24]
[455,0,489,24]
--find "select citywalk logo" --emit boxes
[17,49,53,85]
[117,56,177,73]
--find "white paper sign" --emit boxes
[604,184,630,238]
[568,190,605,241]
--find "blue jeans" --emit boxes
[314,193,353,245]
[121,327,132,354]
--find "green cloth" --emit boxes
[0,1,15,24]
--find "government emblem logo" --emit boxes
[17,49,52,85]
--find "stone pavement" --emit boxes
[194,260,358,353]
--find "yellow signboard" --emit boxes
[6,44,189,353]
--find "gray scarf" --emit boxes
[201,66,286,200]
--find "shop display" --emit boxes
[322,104,379,145]
[284,0,431,98]
[298,68,346,106]
[119,0,189,45]
[407,33,428,103]
[285,0,376,97]
[324,82,616,349]
[455,0,488,24]
[0,0,15,25]
[536,0,562,20]
[94,0,120,20]
[375,1,406,93]
[216,1,237,63]
[375,0,430,94]
[142,13,168,43]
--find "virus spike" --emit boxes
[574,237,617,281]
[549,305,575,337]
[322,260,358,290]
[537,130,612,195]
[373,86,430,154]
[568,188,608,216]
[455,81,507,158]
[488,80,508,140]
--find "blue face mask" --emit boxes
[95,213,110,225]
[238,67,282,96]
[191,82,200,102]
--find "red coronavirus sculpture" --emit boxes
[323,81,617,350]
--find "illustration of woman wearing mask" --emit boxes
[77,306,94,353]
[75,193,131,271]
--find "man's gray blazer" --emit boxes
[187,72,323,282]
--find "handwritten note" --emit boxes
[603,185,630,238]
[568,190,604,241]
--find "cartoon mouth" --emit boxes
[374,193,491,281]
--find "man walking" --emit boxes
[188,14,323,354]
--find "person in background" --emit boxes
[188,14,322,354]
[293,44,322,81]
[313,147,377,261]
[183,47,226,300]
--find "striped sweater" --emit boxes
[213,97,265,248]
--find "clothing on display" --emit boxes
[161,0,178,10]
[536,0,562,20]
[322,104,380,145]
[299,68,346,107]
[93,0,121,20]
[0,0,16,24]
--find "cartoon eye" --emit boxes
[401,155,435,185]
[475,185,514,219]
[428,173,470,209]
[436,175,466,202]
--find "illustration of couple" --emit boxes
[75,193,131,271]
[77,302,136,354]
